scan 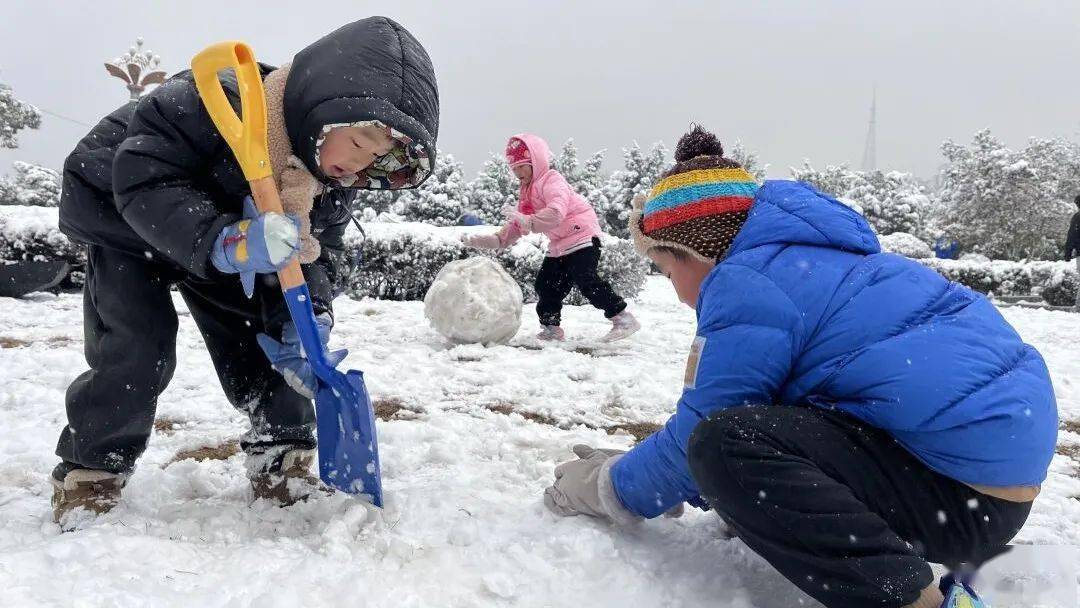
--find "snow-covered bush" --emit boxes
[1,206,1072,304]
[0,162,61,207]
[917,258,1076,302]
[344,223,649,304]
[0,205,83,264]
[959,253,991,264]
[1040,266,1080,307]
[879,232,933,259]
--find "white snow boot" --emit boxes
[536,325,566,341]
[248,447,329,505]
[51,463,125,523]
[601,310,641,342]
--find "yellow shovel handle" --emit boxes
[191,42,271,182]
[191,41,305,289]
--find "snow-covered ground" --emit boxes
[1,277,1078,607]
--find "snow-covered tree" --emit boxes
[552,139,607,196]
[939,129,1073,260]
[397,151,467,226]
[465,154,519,224]
[851,171,932,236]
[730,140,768,181]
[551,139,581,185]
[0,81,41,149]
[551,138,609,223]
[791,162,932,238]
[791,161,860,198]
[0,161,61,206]
[598,142,668,238]
[1022,136,1080,211]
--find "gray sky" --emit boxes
[2,0,1078,180]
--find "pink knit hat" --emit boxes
[505,137,531,167]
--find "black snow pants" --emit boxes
[687,405,1032,608]
[55,245,315,474]
[535,238,626,327]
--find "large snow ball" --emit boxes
[424,257,523,345]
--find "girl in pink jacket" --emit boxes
[463,133,640,342]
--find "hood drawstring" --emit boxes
[324,184,367,265]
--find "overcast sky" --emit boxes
[2,0,1078,180]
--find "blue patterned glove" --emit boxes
[256,314,348,398]
[211,196,302,297]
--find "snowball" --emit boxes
[424,257,522,345]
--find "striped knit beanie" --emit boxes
[630,126,759,263]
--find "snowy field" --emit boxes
[0,277,1078,607]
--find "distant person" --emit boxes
[1066,194,1080,309]
[933,236,960,260]
[462,133,640,342]
[456,212,484,226]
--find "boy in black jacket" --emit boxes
[52,17,439,522]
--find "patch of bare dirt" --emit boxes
[167,440,241,465]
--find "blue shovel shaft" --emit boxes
[283,284,383,506]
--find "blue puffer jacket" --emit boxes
[611,180,1058,519]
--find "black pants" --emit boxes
[687,405,1032,608]
[55,245,315,474]
[535,239,626,327]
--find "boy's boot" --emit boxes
[51,462,125,523]
[249,447,329,505]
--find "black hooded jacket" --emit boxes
[1066,210,1080,259]
[58,16,438,313]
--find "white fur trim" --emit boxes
[628,194,717,265]
[281,449,316,471]
[57,469,124,491]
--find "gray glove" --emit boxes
[543,445,643,525]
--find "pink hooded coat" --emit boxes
[495,134,602,257]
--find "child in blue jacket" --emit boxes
[543,127,1058,608]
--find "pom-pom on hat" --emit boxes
[629,125,759,263]
[505,137,532,167]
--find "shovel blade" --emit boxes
[315,368,383,506]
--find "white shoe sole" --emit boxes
[601,324,641,343]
